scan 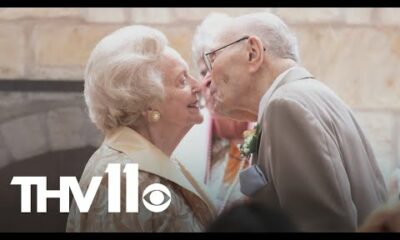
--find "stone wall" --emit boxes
[0,8,399,185]
[0,91,102,167]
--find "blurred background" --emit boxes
[0,8,399,232]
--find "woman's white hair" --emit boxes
[84,25,168,132]
[191,12,233,74]
[226,12,300,62]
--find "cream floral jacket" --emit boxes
[66,127,216,232]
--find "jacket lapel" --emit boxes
[104,126,216,216]
[258,67,314,123]
[254,67,314,164]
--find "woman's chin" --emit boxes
[192,114,204,125]
[187,107,203,124]
[188,114,204,126]
[195,115,204,124]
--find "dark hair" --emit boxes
[206,202,297,232]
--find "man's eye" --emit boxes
[179,76,188,87]
[210,52,217,62]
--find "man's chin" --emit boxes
[213,104,255,121]
[213,104,231,119]
[226,110,258,122]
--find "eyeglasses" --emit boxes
[203,36,250,72]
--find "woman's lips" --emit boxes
[187,100,200,109]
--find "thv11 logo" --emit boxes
[10,163,172,213]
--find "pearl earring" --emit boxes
[147,110,161,122]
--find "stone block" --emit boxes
[0,24,25,78]
[275,8,343,24]
[131,8,174,24]
[354,110,396,184]
[344,8,373,25]
[0,8,82,20]
[293,26,400,109]
[376,8,400,26]
[86,8,126,23]
[32,24,119,67]
[0,114,49,161]
[47,107,87,151]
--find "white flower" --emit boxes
[238,123,261,158]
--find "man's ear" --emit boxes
[246,36,264,73]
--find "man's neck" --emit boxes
[253,59,297,111]
[270,59,298,83]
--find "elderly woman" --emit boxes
[191,13,251,212]
[66,25,215,232]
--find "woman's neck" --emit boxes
[134,122,190,157]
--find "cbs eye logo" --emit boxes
[142,183,172,212]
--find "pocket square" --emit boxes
[239,165,268,197]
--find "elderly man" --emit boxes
[204,12,387,231]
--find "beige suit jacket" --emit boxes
[241,67,387,232]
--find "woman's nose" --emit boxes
[189,77,202,94]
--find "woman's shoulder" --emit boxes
[79,144,129,177]
[69,144,214,232]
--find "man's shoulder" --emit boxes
[274,78,345,106]
[273,78,332,101]
[259,78,350,124]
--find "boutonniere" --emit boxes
[238,123,261,158]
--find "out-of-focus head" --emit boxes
[84,25,202,133]
[192,12,233,116]
[192,12,233,79]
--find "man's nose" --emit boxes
[209,80,216,95]
[204,71,212,81]
[202,72,212,89]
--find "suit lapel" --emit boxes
[258,67,314,122]
[254,67,314,164]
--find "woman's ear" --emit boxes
[246,36,264,73]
